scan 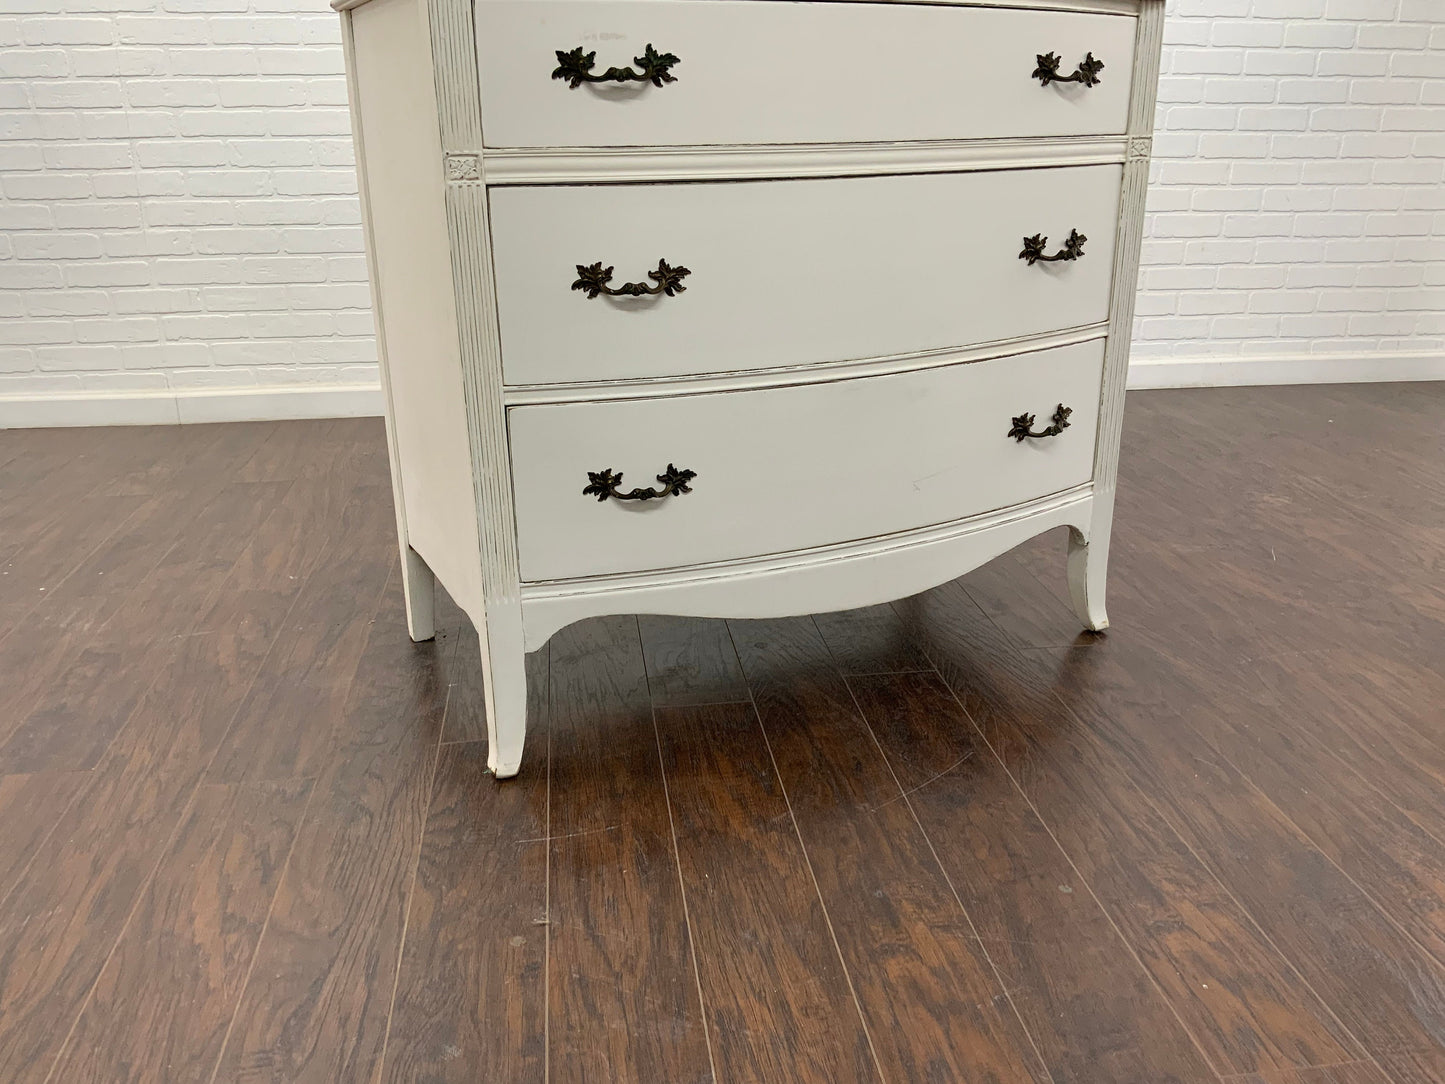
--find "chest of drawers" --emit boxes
[335,0,1165,778]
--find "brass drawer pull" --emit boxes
[1033,51,1104,88]
[1020,230,1086,266]
[553,44,681,89]
[584,464,697,503]
[572,259,691,300]
[1009,405,1073,442]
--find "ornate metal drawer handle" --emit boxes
[1033,52,1104,88]
[1009,405,1073,442]
[583,464,697,502]
[553,44,680,89]
[572,259,690,300]
[1020,230,1087,266]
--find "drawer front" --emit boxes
[475,1,1137,149]
[492,165,1122,387]
[509,339,1104,581]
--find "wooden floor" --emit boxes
[0,383,1441,1083]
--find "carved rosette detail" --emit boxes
[1009,405,1074,443]
[583,464,697,502]
[444,154,481,182]
[552,43,680,89]
[1128,136,1154,162]
[571,259,691,300]
[1033,51,1105,88]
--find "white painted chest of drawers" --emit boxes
[335,0,1165,778]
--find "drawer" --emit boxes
[475,1,1137,149]
[491,165,1122,387]
[509,338,1104,581]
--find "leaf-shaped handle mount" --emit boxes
[572,260,691,300]
[552,43,680,89]
[1033,51,1105,88]
[1008,405,1073,443]
[1020,230,1087,266]
[583,464,698,503]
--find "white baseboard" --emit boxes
[0,383,385,429]
[1127,351,1445,390]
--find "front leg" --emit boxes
[1066,526,1110,632]
[478,604,528,779]
[400,545,437,643]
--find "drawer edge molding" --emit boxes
[503,322,1109,406]
[518,485,1095,650]
[482,135,1128,186]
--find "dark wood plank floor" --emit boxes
[0,382,1441,1083]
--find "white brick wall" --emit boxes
[0,0,378,415]
[0,0,1442,421]
[1138,0,1445,371]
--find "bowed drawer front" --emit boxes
[475,0,1137,149]
[508,339,1104,582]
[491,165,1123,386]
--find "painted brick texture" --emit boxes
[0,0,1441,405]
[0,0,376,401]
[1138,0,1445,364]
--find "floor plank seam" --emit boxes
[204,767,322,1084]
[192,494,393,1081]
[750,698,890,1084]
[229,421,302,482]
[1217,1058,1388,1082]
[0,495,160,657]
[956,583,1035,654]
[865,751,976,814]
[840,667,937,678]
[515,825,618,846]
[727,618,892,1084]
[203,497,400,789]
[642,616,719,1084]
[0,428,357,1081]
[1203,653,1445,873]
[81,481,307,776]
[807,614,847,674]
[837,662,1059,1084]
[41,774,211,1084]
[0,776,89,915]
[647,697,756,710]
[8,477,371,1082]
[1211,738,1445,1032]
[37,452,282,670]
[372,662,447,1084]
[1036,683,1388,1082]
[937,669,1232,1082]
